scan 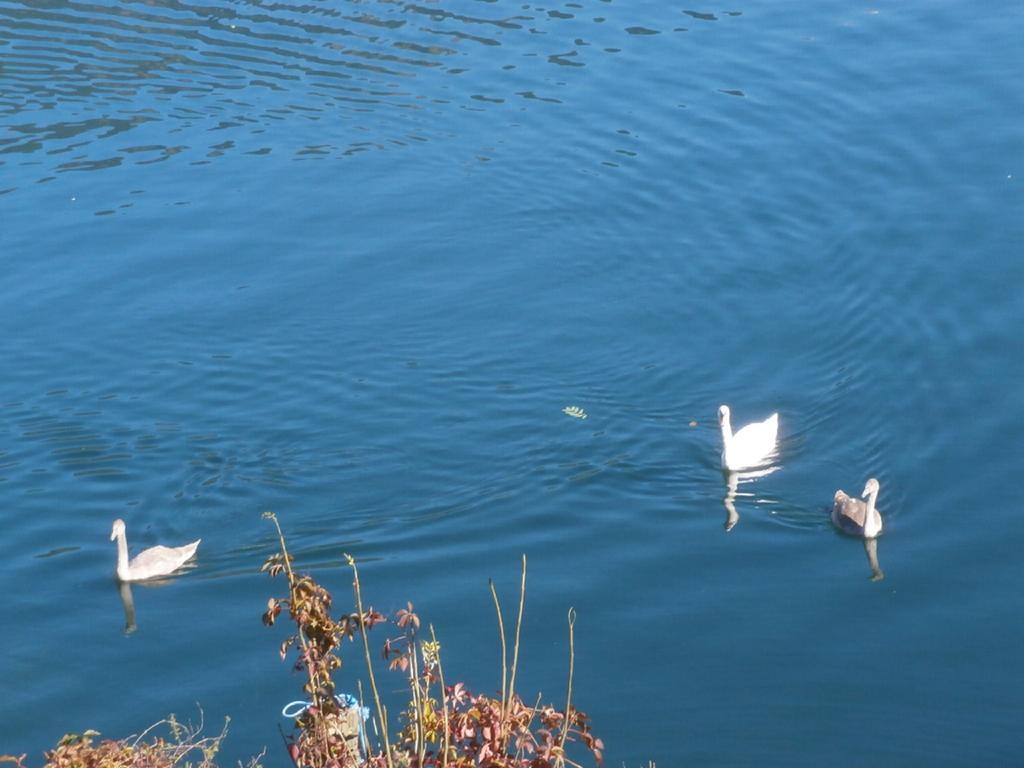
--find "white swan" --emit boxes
[718,405,779,471]
[110,518,200,582]
[831,478,883,539]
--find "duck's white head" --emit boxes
[111,518,126,541]
[718,404,731,425]
[861,478,880,498]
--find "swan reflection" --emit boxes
[722,466,780,531]
[115,574,183,634]
[723,478,739,531]
[863,537,884,582]
[117,581,137,635]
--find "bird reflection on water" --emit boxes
[115,574,186,635]
[721,466,780,532]
[863,537,884,582]
[117,581,137,635]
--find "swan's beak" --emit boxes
[110,528,117,541]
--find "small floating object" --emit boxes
[110,518,200,582]
[562,405,588,419]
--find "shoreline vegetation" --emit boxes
[2,513,606,768]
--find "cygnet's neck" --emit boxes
[114,529,131,580]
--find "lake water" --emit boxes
[1,0,1022,764]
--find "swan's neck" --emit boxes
[719,415,733,450]
[115,529,130,580]
[863,487,880,538]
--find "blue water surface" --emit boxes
[1,0,1022,764]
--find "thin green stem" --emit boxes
[346,553,393,768]
[507,554,527,709]
[489,578,509,719]
[503,554,527,754]
[410,634,426,767]
[430,625,451,768]
[556,607,577,768]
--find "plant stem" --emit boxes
[346,553,393,768]
[430,625,450,768]
[507,554,527,710]
[503,554,527,754]
[409,633,425,767]
[556,607,577,768]
[264,513,314,684]
[489,578,509,720]
[265,512,334,763]
[514,693,544,763]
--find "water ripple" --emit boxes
[0,0,745,183]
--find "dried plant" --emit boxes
[379,573,603,768]
[32,711,240,768]
[262,514,603,768]
[261,512,384,768]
